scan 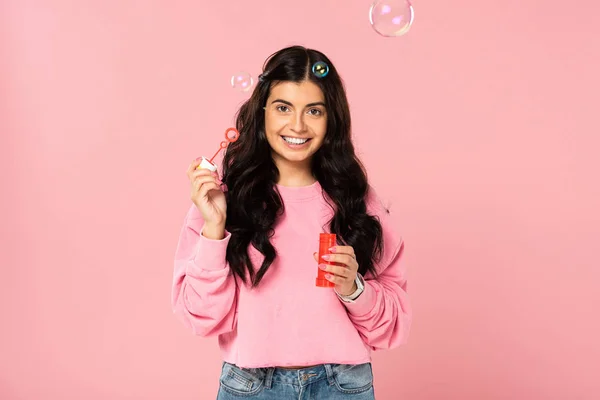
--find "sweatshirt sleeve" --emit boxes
[343,188,412,350]
[171,204,238,337]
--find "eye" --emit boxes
[276,105,290,113]
[307,108,323,116]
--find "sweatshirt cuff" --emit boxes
[190,225,231,272]
[343,281,378,317]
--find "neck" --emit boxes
[273,155,315,187]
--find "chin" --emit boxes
[281,154,312,163]
[274,148,313,164]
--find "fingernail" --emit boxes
[321,255,331,261]
[328,247,336,253]
[324,274,333,280]
[318,264,327,270]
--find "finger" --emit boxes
[329,245,356,259]
[193,176,219,193]
[313,252,319,262]
[187,158,203,176]
[324,274,348,286]
[319,264,352,279]
[321,253,358,270]
[192,173,221,188]
[193,174,217,185]
[198,181,221,199]
[193,168,219,179]
[191,168,216,180]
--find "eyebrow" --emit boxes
[270,99,326,108]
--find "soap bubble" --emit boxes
[312,61,329,78]
[231,72,254,92]
[369,0,414,37]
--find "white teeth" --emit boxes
[283,136,308,145]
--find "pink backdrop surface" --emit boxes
[1,1,599,399]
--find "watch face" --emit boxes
[351,275,365,299]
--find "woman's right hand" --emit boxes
[187,159,227,229]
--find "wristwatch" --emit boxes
[336,273,365,303]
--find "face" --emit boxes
[264,80,327,168]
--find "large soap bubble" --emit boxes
[369,0,414,37]
[231,72,254,92]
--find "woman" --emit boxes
[172,45,412,399]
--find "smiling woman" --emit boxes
[264,80,328,171]
[172,45,411,400]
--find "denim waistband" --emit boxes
[266,364,335,388]
[228,363,338,388]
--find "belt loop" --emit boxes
[324,364,335,386]
[264,367,274,389]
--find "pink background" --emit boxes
[1,1,599,399]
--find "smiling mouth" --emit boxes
[282,136,311,145]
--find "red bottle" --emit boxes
[316,233,337,288]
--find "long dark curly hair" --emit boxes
[222,45,383,287]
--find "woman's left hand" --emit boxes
[313,246,359,296]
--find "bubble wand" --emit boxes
[197,127,240,171]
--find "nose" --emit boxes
[289,111,306,133]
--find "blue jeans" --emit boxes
[216,362,375,399]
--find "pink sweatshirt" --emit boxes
[171,181,411,368]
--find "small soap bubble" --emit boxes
[231,72,254,92]
[312,61,329,78]
[369,0,414,37]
